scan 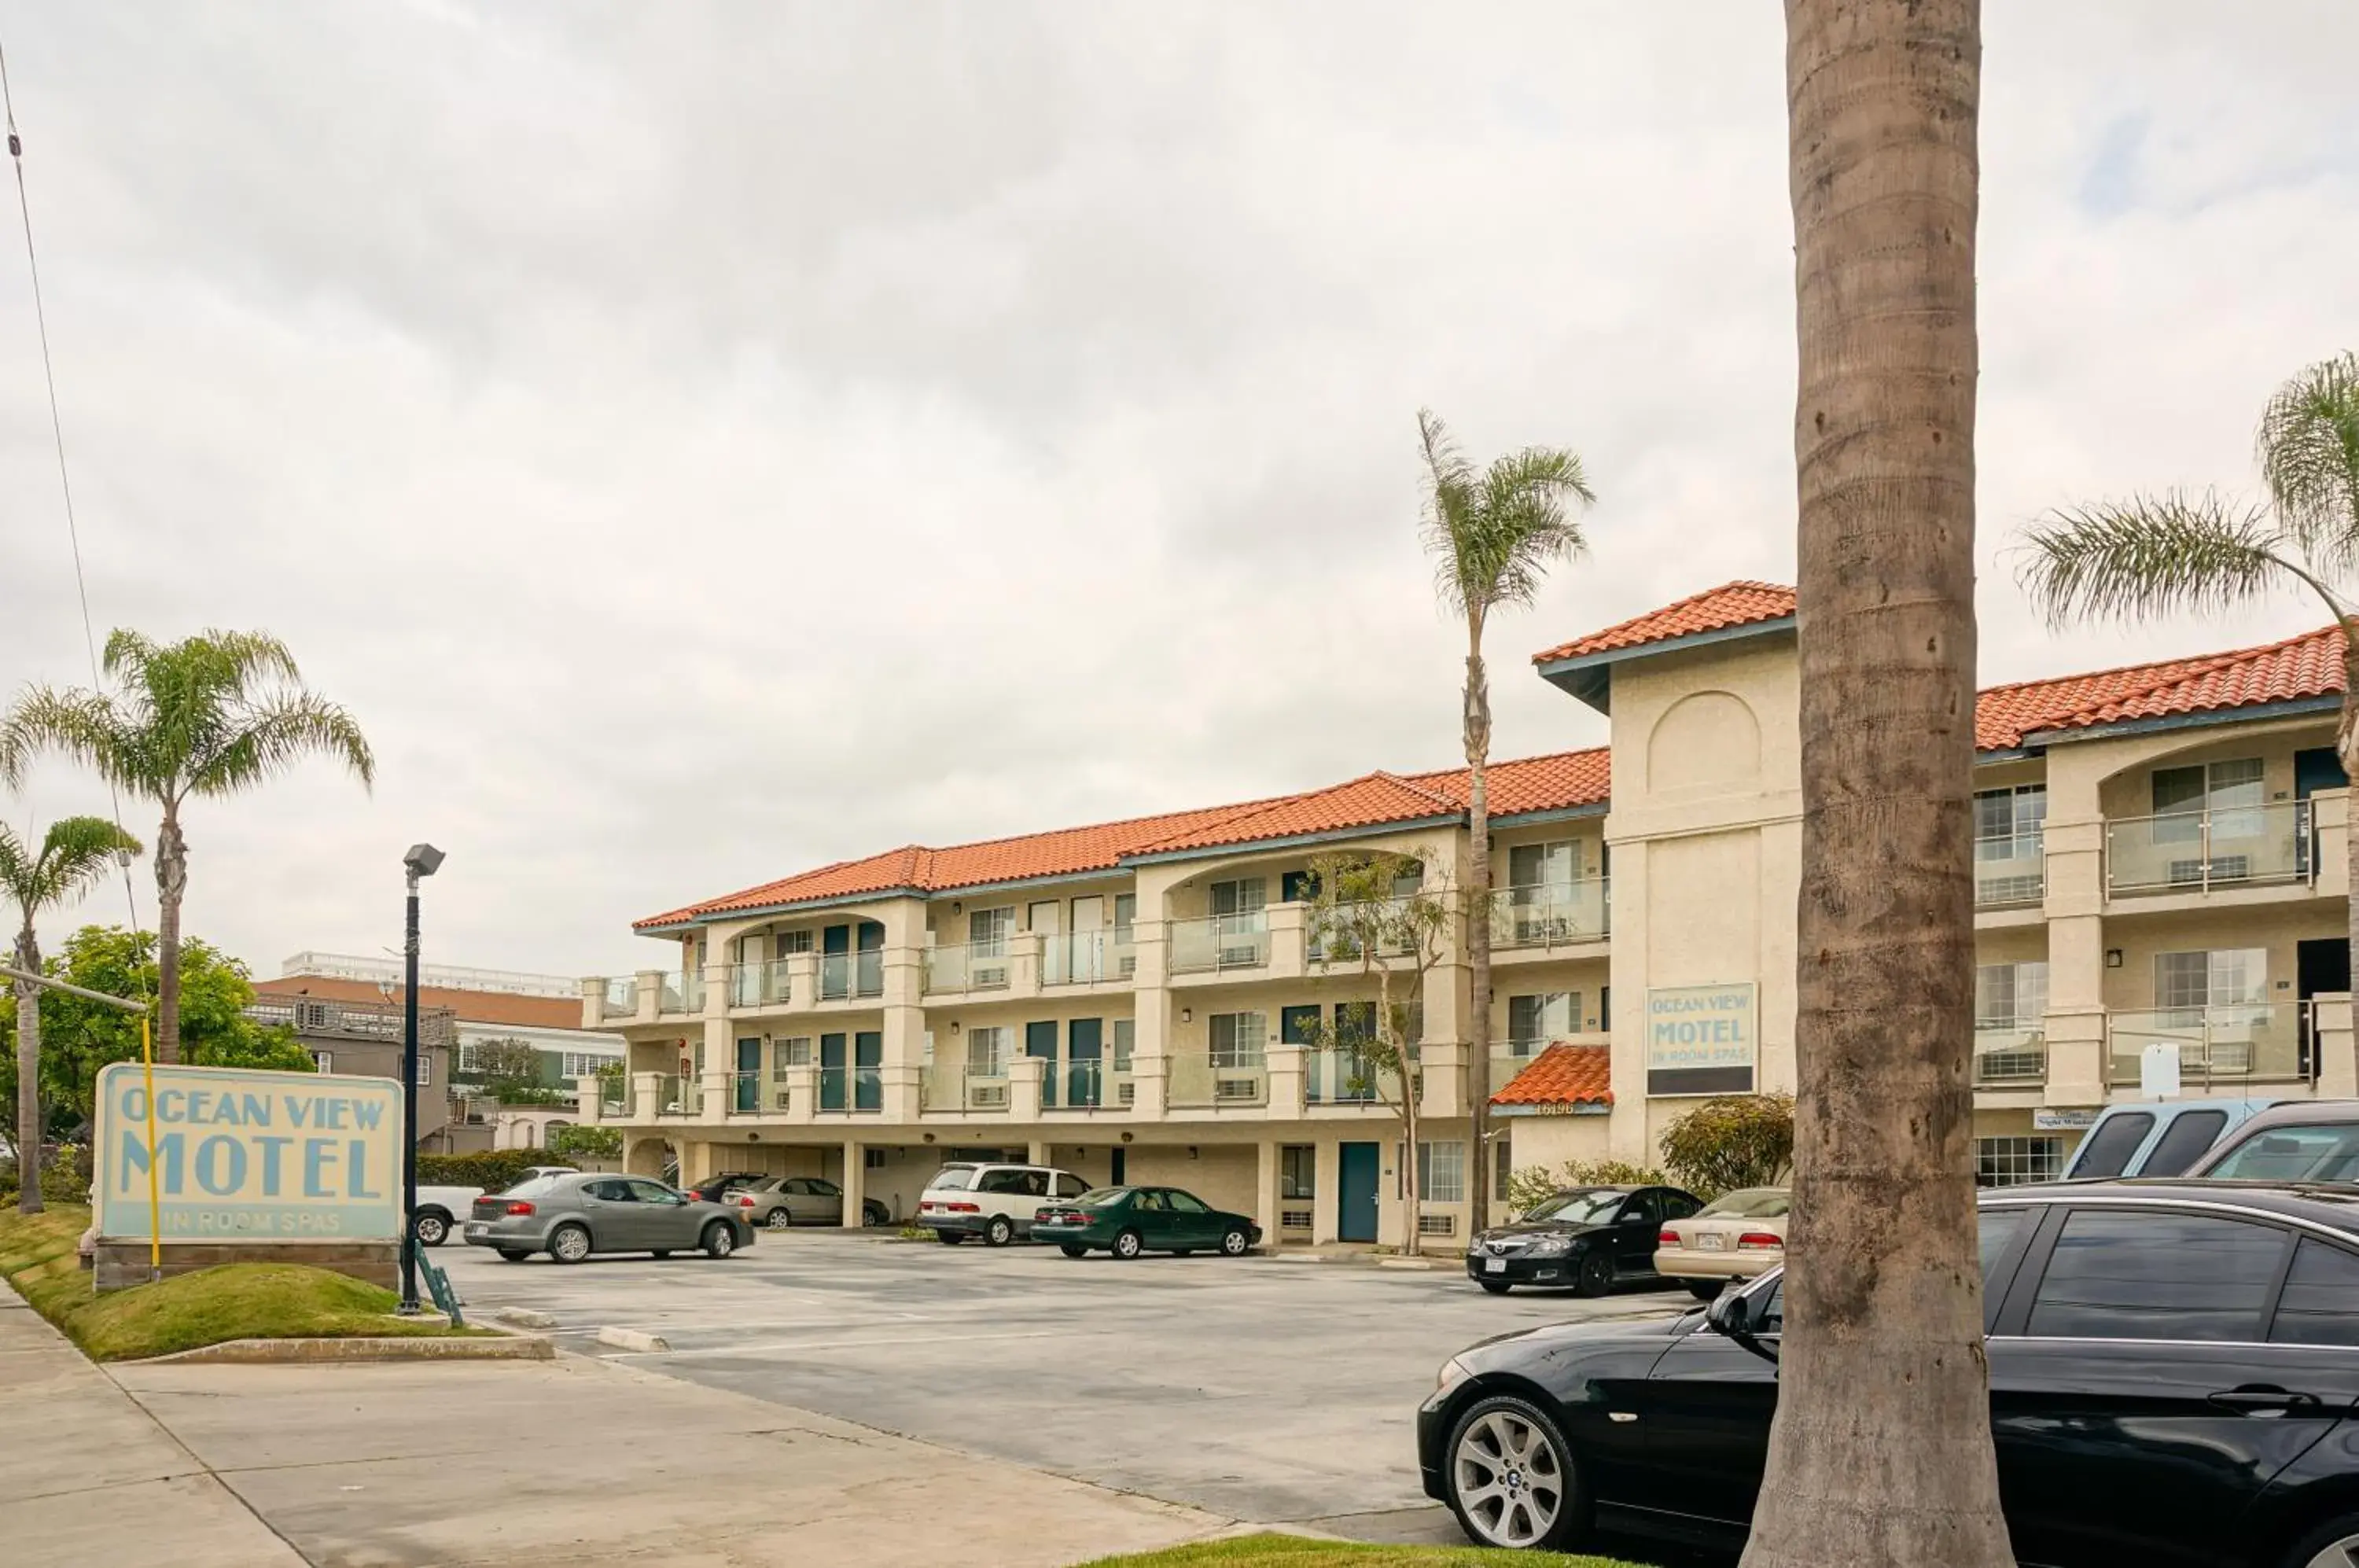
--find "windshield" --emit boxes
[1076,1187,1132,1207]
[1522,1189,1628,1225]
[1700,1189,1790,1220]
[928,1166,976,1192]
[502,1175,566,1198]
[2208,1124,2359,1182]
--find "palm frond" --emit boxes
[0,814,138,918]
[0,686,142,793]
[2257,351,2359,576]
[192,691,376,798]
[2015,491,2300,628]
[1422,432,1597,617]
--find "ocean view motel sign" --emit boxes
[1646,982,1757,1096]
[95,1062,404,1244]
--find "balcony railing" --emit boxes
[924,941,1012,995]
[727,961,793,1009]
[815,1064,883,1112]
[1489,881,1610,951]
[1044,931,1136,985]
[657,972,706,1015]
[599,1080,631,1115]
[1972,1023,2047,1086]
[725,1070,764,1113]
[818,950,885,1002]
[1305,900,1416,965]
[1974,832,2045,907]
[657,1073,701,1116]
[245,996,457,1048]
[1306,1047,1387,1105]
[922,1062,1010,1112]
[2107,1003,2310,1090]
[1058,1059,1131,1109]
[600,977,639,1018]
[2106,802,2316,896]
[1168,912,1270,974]
[1167,1053,1269,1107]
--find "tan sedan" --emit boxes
[1654,1187,1788,1299]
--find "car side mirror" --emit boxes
[1705,1290,1746,1337]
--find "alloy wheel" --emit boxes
[1221,1228,1249,1257]
[552,1226,591,1264]
[765,1209,794,1231]
[1452,1406,1566,1549]
[2305,1537,2359,1568]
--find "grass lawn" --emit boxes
[0,1205,489,1361]
[1076,1533,1650,1567]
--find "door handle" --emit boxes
[2207,1386,2323,1416]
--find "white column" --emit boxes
[840,1139,866,1229]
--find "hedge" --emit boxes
[414,1149,578,1191]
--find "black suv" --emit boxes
[1421,1180,2359,1566]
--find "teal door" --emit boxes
[1068,1018,1103,1106]
[855,921,885,997]
[734,1037,762,1112]
[853,1031,882,1111]
[1338,1142,1379,1242]
[821,926,850,999]
[819,1032,848,1111]
[1282,1005,1323,1100]
[1026,1020,1059,1109]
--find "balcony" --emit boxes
[657,972,706,1016]
[598,1080,631,1117]
[1972,1023,2047,1087]
[815,1064,883,1113]
[723,1070,768,1114]
[1058,1059,1132,1110]
[923,1062,1011,1112]
[1974,832,2045,907]
[2107,1003,2311,1091]
[1167,1053,1269,1108]
[1168,912,1270,974]
[728,960,793,1010]
[1044,931,1135,986]
[1305,900,1416,966]
[657,1073,701,1116]
[817,950,885,1003]
[1306,1047,1388,1106]
[2106,802,2316,897]
[599,977,639,1019]
[1489,880,1610,951]
[924,941,1013,996]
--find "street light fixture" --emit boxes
[397,843,443,1315]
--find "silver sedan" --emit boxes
[462,1172,756,1263]
[732,1175,892,1231]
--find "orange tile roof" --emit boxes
[1975,624,2345,749]
[1532,581,1795,664]
[1490,1042,1614,1109]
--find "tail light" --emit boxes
[504,1201,535,1216]
[1658,1228,1682,1246]
[737,1195,756,1207]
[1739,1231,1783,1250]
[945,1202,980,1213]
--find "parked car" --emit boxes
[733,1175,892,1230]
[2188,1101,2359,1182]
[462,1172,755,1263]
[410,1183,483,1247]
[686,1170,770,1205]
[916,1161,1091,1246]
[1653,1187,1788,1298]
[1031,1186,1262,1259]
[1422,1180,2359,1564]
[1465,1184,1702,1297]
[2061,1096,2280,1180]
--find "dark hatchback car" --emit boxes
[1420,1180,2359,1566]
[1465,1184,1702,1297]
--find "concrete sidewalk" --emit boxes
[3,1280,1226,1566]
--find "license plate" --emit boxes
[1484,1257,1506,1274]
[465,1223,488,1237]
[1698,1234,1725,1252]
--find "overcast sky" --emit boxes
[3,3,2356,983]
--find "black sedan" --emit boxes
[1419,1180,2359,1566]
[1465,1184,1702,1296]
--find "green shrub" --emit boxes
[414,1148,576,1191]
[1504,1158,1669,1216]
[1658,1094,1794,1198]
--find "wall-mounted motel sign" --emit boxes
[95,1062,404,1245]
[1646,983,1757,1095]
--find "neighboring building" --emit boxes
[258,953,626,1152]
[245,992,461,1147]
[576,580,2354,1239]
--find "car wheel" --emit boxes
[653,1250,672,1260]
[1060,1243,1088,1258]
[938,1231,967,1246]
[414,1209,451,1247]
[1112,1228,1143,1260]
[550,1224,592,1264]
[701,1222,737,1259]
[1479,1280,1512,1296]
[864,1200,889,1227]
[1687,1279,1724,1301]
[2282,1513,2359,1568]
[764,1209,795,1231]
[1573,1250,1615,1297]
[1445,1394,1586,1551]
[1220,1227,1251,1257]
[496,1249,531,1263]
[984,1215,1014,1248]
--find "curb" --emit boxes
[596,1326,672,1353]
[495,1307,560,1330]
[129,1333,553,1365]
[1376,1258,1441,1271]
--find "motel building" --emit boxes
[572,580,2357,1244]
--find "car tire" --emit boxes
[1220,1227,1251,1258]
[1573,1250,1614,1297]
[550,1224,592,1264]
[414,1209,451,1247]
[2278,1512,2359,1568]
[984,1215,1015,1248]
[1112,1228,1143,1260]
[1687,1279,1724,1301]
[1174,1250,1193,1258]
[653,1250,672,1260]
[1479,1280,1512,1296]
[701,1222,737,1260]
[938,1231,967,1246]
[1060,1243,1089,1258]
[1444,1393,1588,1551]
[496,1249,531,1263]
[765,1209,794,1231]
[864,1201,889,1227]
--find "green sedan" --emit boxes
[1031,1185,1263,1259]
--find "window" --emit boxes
[1974,963,2048,1028]
[1419,1141,1467,1205]
[1113,894,1136,941]
[1282,1145,1316,1201]
[414,1054,433,1087]
[1209,1011,1267,1069]
[2027,1209,2287,1342]
[2270,1240,2359,1346]
[2141,1110,2231,1176]
[2157,948,2267,1017]
[1132,1189,1168,1212]
[1974,784,2048,848]
[773,929,813,955]
[310,1050,333,1073]
[1168,1191,1211,1214]
[978,1169,1032,1194]
[625,1178,679,1205]
[2153,758,2265,841]
[1210,878,1268,916]
[1620,1190,1662,1225]
[1390,861,1425,897]
[970,907,1014,955]
[775,1036,812,1070]
[584,1178,633,1201]
[1661,1191,1700,1220]
[2067,1113,2155,1179]
[1492,1130,1512,1202]
[1506,993,1577,1051]
[929,1165,975,1191]
[1111,1018,1135,1072]
[1979,1209,2028,1284]
[561,1051,609,1080]
[457,1041,482,1073]
[1507,840,1578,889]
[1977,1136,2063,1186]
[1056,1173,1089,1198]
[2209,1123,2359,1183]
[1700,1189,1790,1220]
[967,1025,1010,1076]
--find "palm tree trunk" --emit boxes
[1743,4,2010,1566]
[13,925,42,1215]
[1463,632,1494,1235]
[155,805,186,1065]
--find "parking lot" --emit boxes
[439,1231,1690,1545]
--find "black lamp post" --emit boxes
[397,841,445,1315]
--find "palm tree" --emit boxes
[1743,4,2012,1567]
[2019,351,2359,962]
[1417,409,1594,1234]
[0,630,373,1064]
[2,815,142,1213]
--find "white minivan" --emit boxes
[917,1161,1091,1246]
